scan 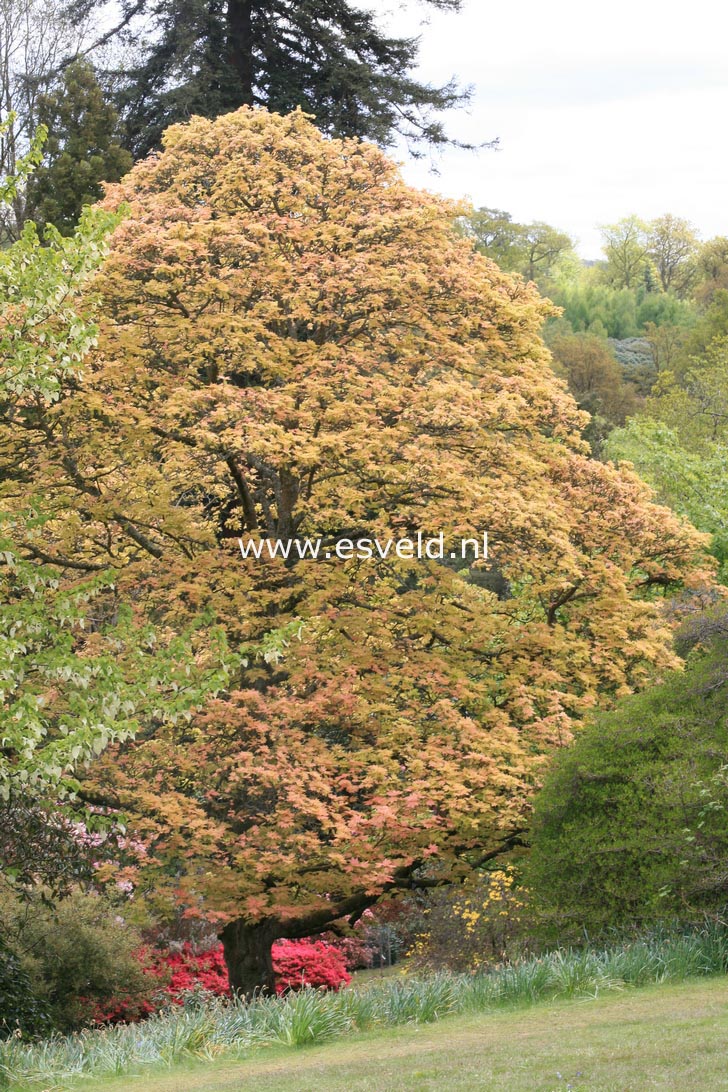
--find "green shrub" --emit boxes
[526,630,728,940]
[0,940,51,1039]
[0,887,154,1032]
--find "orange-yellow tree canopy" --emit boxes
[7,108,710,982]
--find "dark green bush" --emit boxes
[0,939,51,1039]
[527,630,728,941]
[0,887,154,1032]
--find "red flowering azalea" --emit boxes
[92,943,230,1023]
[93,937,351,1023]
[162,943,231,998]
[272,939,351,994]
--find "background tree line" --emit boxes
[464,206,728,461]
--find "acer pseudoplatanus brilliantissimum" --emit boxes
[2,107,711,993]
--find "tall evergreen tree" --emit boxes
[27,60,132,234]
[65,0,472,158]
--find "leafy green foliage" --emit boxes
[0,153,234,830]
[527,625,728,938]
[550,278,641,338]
[676,289,728,368]
[0,887,153,1032]
[0,203,114,403]
[0,215,234,803]
[0,530,232,801]
[0,114,47,211]
[0,197,127,801]
[606,337,728,579]
[548,277,696,341]
[0,939,51,1039]
[0,799,94,893]
[599,214,700,296]
[600,215,649,289]
[646,214,700,297]
[463,207,576,291]
[694,236,728,306]
[607,420,728,580]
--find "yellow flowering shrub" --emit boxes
[406,868,529,971]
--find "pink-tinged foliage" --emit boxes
[323,932,375,970]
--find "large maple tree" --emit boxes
[3,108,711,993]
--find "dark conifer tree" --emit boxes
[27,60,132,234]
[65,0,472,158]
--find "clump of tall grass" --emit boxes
[255,989,353,1047]
[3,920,728,1089]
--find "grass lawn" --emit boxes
[67,976,728,1092]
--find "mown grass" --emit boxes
[3,922,728,1090]
[67,978,728,1091]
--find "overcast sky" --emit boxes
[370,0,728,258]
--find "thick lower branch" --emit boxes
[114,515,164,559]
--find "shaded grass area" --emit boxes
[48,979,728,1091]
[4,923,728,1089]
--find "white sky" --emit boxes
[370,0,728,258]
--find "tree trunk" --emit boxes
[220,918,280,997]
[227,0,255,104]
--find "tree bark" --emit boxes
[227,0,255,104]
[219,918,280,997]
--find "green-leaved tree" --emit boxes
[527,611,728,938]
[0,131,232,887]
